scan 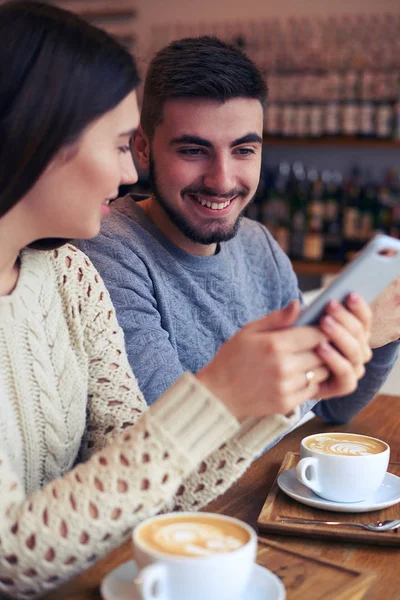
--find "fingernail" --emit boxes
[322,315,335,330]
[348,292,360,304]
[328,300,340,311]
[318,342,331,355]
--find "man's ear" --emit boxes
[133,125,150,169]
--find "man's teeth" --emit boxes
[192,196,232,210]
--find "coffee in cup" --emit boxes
[297,432,390,503]
[137,513,250,557]
[303,432,387,456]
[133,512,257,600]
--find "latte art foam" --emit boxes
[305,434,386,456]
[138,516,249,558]
[153,523,241,556]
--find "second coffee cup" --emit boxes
[132,511,257,600]
[296,432,390,503]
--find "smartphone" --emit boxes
[295,234,400,326]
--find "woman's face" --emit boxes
[21,90,140,241]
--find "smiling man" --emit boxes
[78,36,398,433]
[136,96,263,254]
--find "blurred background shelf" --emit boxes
[263,136,400,148]
[292,260,344,276]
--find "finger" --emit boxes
[291,350,328,372]
[289,365,331,394]
[278,382,326,415]
[325,299,367,344]
[320,313,372,365]
[325,298,371,355]
[316,342,358,398]
[278,350,327,381]
[267,325,327,354]
[345,293,372,333]
[249,299,302,333]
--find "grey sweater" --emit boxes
[78,196,398,423]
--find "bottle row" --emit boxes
[267,71,399,104]
[264,101,400,139]
[150,13,400,73]
[246,162,400,262]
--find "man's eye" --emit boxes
[235,147,256,155]
[178,148,206,156]
[119,146,130,154]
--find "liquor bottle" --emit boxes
[343,167,363,259]
[289,163,308,259]
[393,101,400,140]
[309,103,324,137]
[359,101,375,137]
[264,102,282,136]
[322,170,344,260]
[325,101,340,136]
[375,184,392,234]
[260,162,291,254]
[295,104,310,137]
[341,100,359,136]
[303,168,324,261]
[376,102,393,138]
[359,173,377,242]
[389,168,400,238]
[282,103,297,136]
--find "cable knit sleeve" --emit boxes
[0,374,239,599]
[162,411,300,513]
[56,245,148,458]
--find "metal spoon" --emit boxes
[277,517,400,532]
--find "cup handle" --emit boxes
[134,563,168,600]
[296,457,322,494]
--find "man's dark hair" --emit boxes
[0,1,140,248]
[141,36,268,139]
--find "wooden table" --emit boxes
[45,394,400,600]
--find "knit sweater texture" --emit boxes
[78,196,399,423]
[0,244,299,599]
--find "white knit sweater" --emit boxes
[0,244,298,599]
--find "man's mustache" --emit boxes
[181,186,248,200]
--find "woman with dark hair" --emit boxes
[0,2,372,597]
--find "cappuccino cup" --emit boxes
[296,432,390,503]
[132,512,257,600]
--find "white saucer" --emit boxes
[100,560,286,600]
[278,468,400,513]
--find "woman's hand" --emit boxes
[197,301,327,419]
[197,295,372,420]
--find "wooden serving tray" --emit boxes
[257,452,400,546]
[256,538,374,600]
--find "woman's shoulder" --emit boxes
[46,244,110,312]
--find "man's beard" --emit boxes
[148,156,251,245]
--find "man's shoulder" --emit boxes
[237,217,272,242]
[231,218,296,279]
[99,196,144,240]
[80,196,158,257]
[233,217,278,256]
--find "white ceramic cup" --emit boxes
[296,432,390,503]
[132,512,257,600]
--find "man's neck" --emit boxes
[139,196,217,257]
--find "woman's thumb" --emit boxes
[256,299,302,332]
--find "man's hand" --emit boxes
[370,277,400,348]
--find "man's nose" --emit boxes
[203,157,235,195]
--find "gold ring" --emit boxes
[305,370,316,389]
